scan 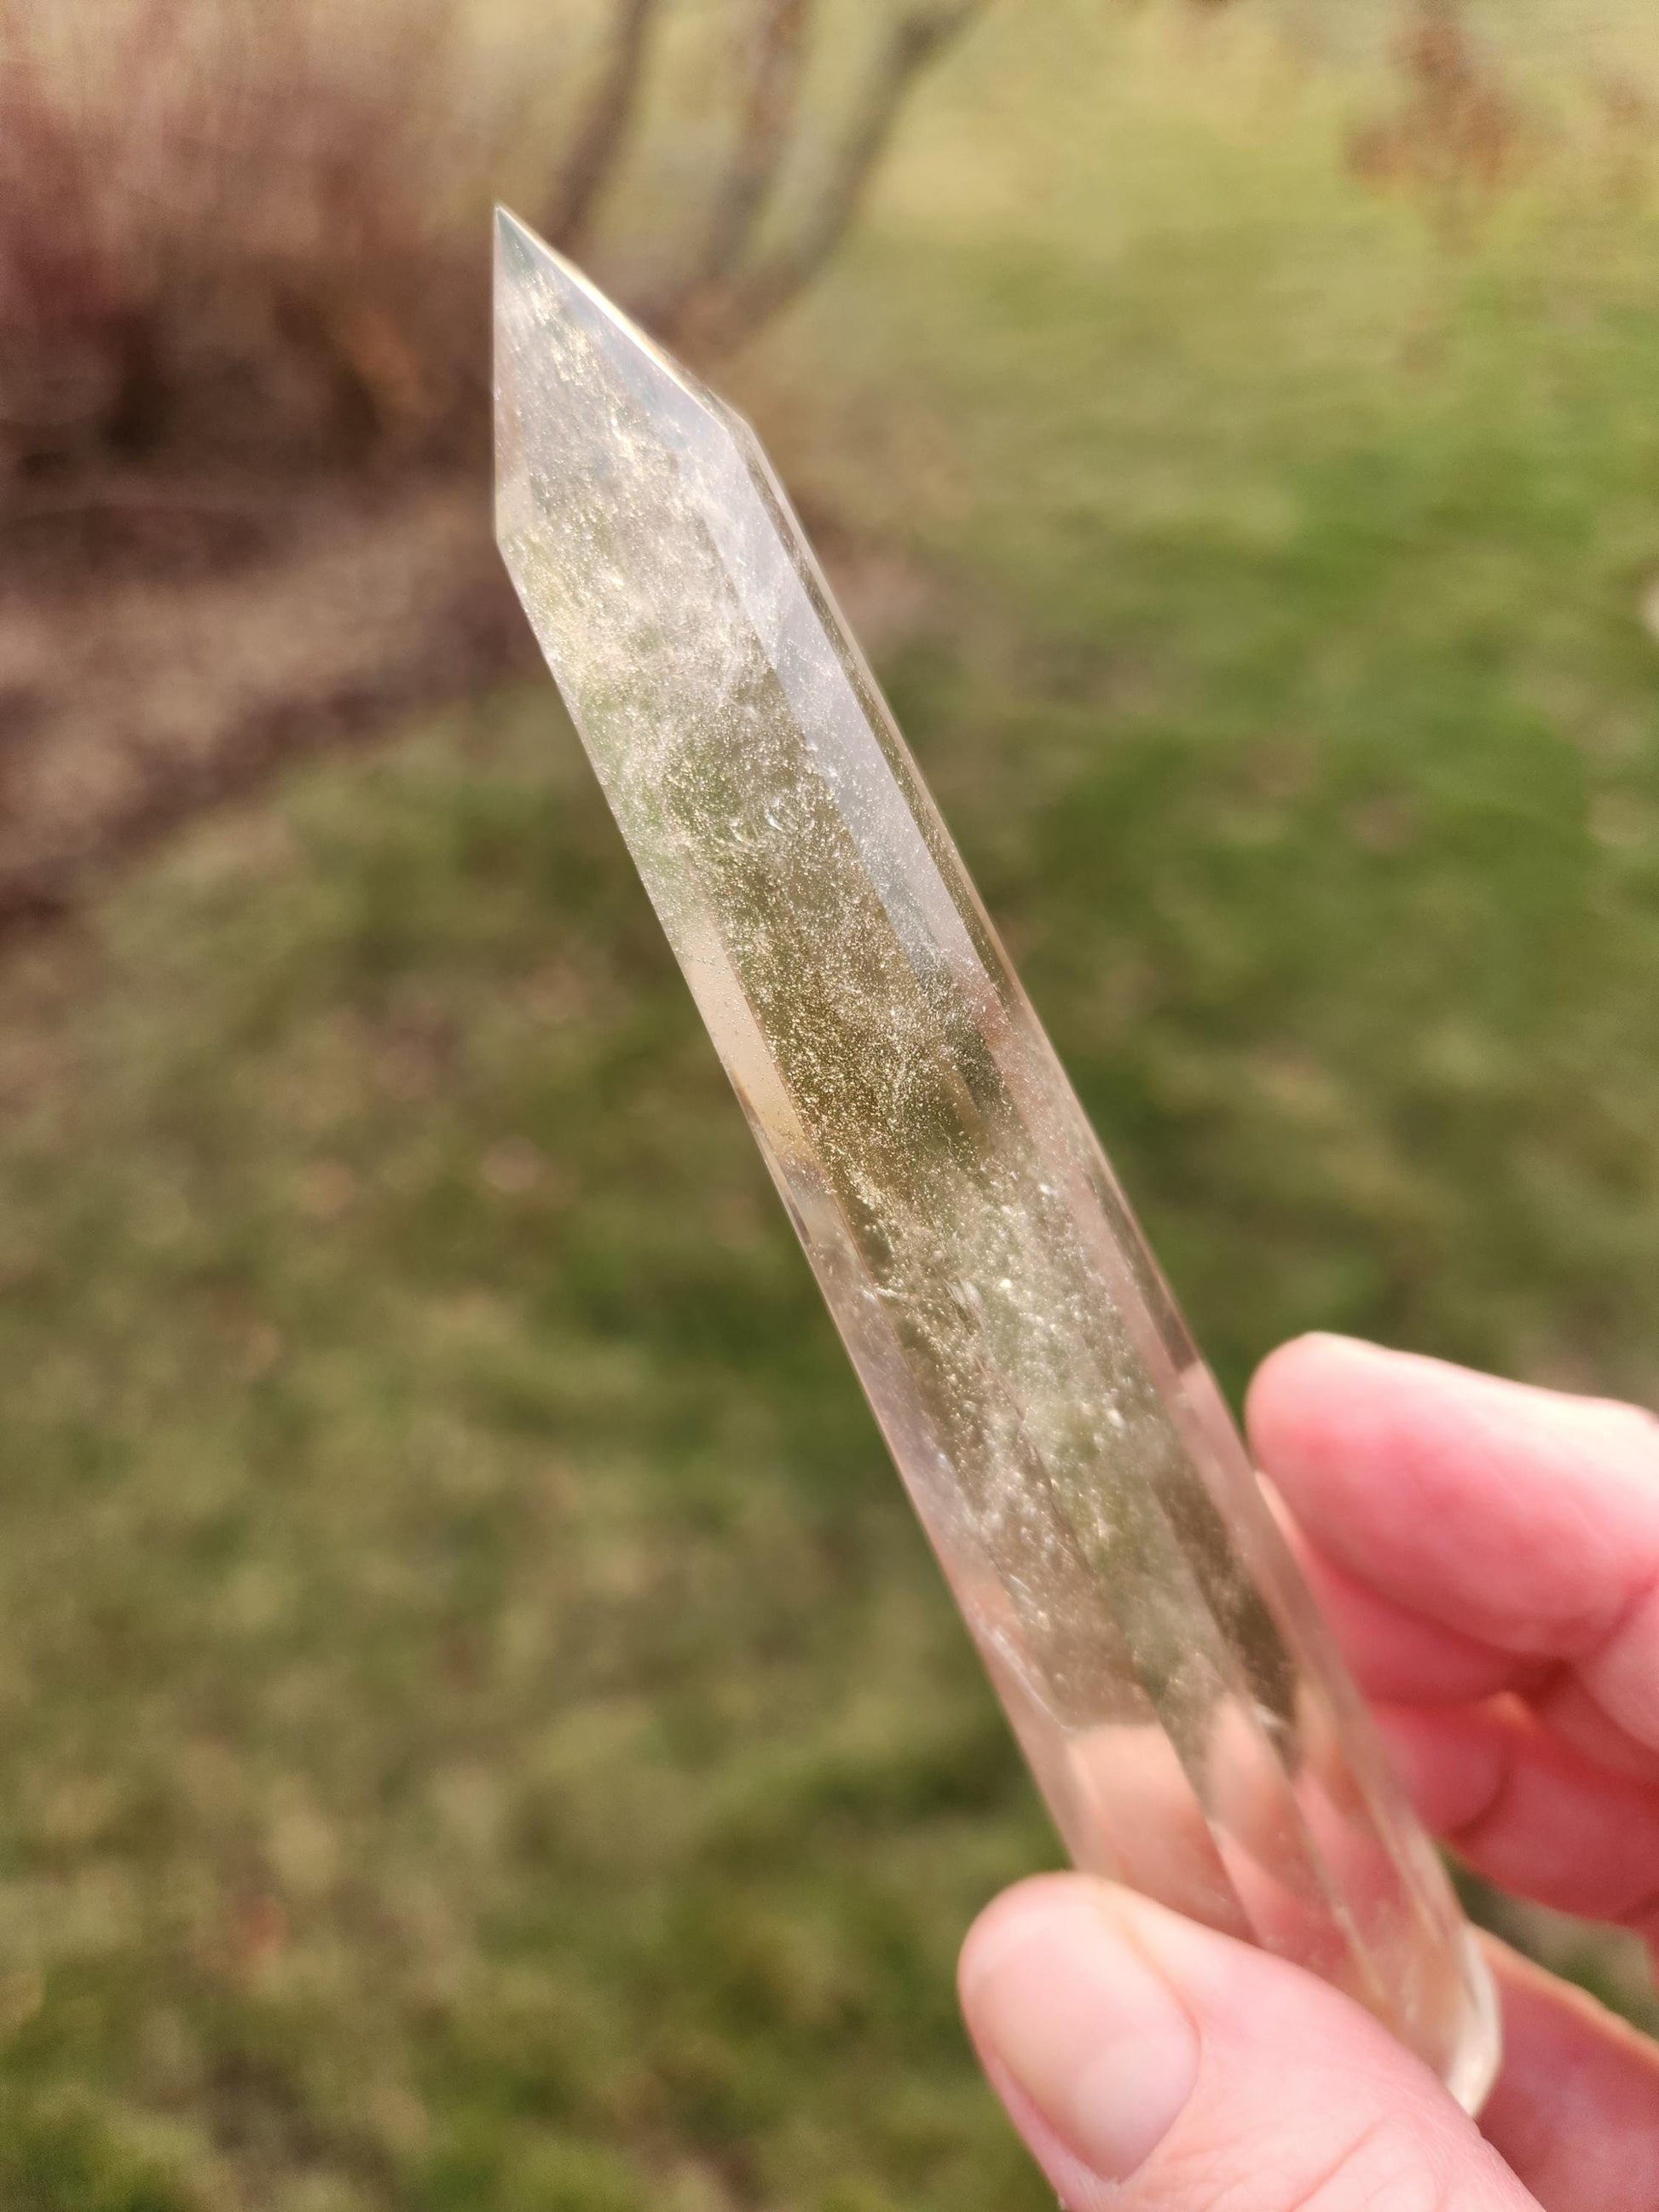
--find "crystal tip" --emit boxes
[491,205,718,421]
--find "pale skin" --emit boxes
[958,1334,1659,2210]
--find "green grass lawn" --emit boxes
[2,7,1657,2206]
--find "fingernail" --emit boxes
[962,1885,1199,2184]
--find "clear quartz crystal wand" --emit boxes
[493,207,1500,2111]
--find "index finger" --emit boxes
[1246,1336,1659,1757]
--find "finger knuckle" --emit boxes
[1159,2111,1465,2212]
[1281,2113,1465,2212]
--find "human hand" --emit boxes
[958,1336,1659,2209]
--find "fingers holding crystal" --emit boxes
[1049,1683,1489,2091]
[959,1877,1529,2212]
[1377,1701,1659,1942]
[1247,1337,1659,1759]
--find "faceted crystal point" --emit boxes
[493,206,1500,2113]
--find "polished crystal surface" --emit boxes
[493,206,1500,2111]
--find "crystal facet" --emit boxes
[493,207,1500,2111]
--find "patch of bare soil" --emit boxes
[0,476,530,926]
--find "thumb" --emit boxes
[959,1874,1529,2210]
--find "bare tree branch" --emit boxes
[708,0,812,281]
[691,0,982,350]
[541,0,662,255]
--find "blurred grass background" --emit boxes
[1,3,1657,2206]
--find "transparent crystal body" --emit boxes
[493,209,1499,2111]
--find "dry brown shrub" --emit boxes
[0,0,981,492]
[0,1,490,478]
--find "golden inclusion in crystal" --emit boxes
[492,206,1500,2111]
